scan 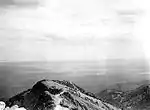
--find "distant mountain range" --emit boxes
[97,80,150,110]
[5,79,121,110]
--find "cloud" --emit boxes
[0,0,140,39]
[13,0,40,7]
[0,0,40,8]
[0,0,149,61]
[0,0,13,7]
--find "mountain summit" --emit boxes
[6,79,120,110]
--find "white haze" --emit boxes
[0,0,149,62]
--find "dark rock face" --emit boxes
[97,84,150,110]
[6,79,120,110]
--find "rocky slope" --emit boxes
[6,79,120,110]
[97,83,150,110]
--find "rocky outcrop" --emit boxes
[6,79,120,110]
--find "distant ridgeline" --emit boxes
[97,82,150,110]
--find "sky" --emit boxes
[0,0,150,61]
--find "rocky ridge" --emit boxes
[6,79,121,110]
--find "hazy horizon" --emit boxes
[0,59,149,99]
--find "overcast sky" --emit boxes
[0,0,149,61]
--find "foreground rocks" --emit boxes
[6,79,120,110]
[0,102,26,110]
